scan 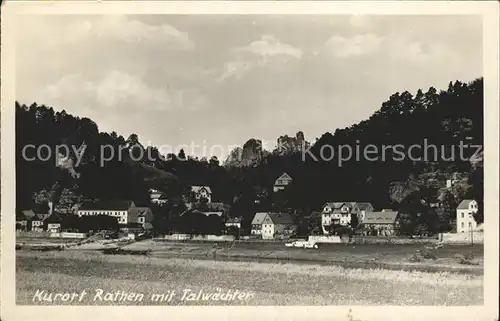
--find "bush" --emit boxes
[420,249,437,260]
[454,253,479,265]
[464,252,475,261]
[409,254,421,262]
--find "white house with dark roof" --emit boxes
[361,211,400,236]
[31,213,51,231]
[273,172,293,192]
[191,186,212,203]
[251,212,296,239]
[250,212,268,236]
[321,202,374,234]
[456,199,479,233]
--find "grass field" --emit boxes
[121,240,484,274]
[16,245,483,306]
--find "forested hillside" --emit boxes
[15,78,484,232]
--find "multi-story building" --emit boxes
[250,212,295,239]
[191,186,212,203]
[361,211,400,236]
[321,202,374,234]
[456,199,479,233]
[77,200,138,225]
[273,173,293,192]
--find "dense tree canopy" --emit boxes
[16,78,484,233]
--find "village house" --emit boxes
[31,213,51,232]
[77,200,138,226]
[321,202,374,234]
[456,199,479,233]
[191,186,212,203]
[149,189,168,205]
[225,217,243,229]
[43,212,64,233]
[16,209,36,231]
[273,172,293,192]
[250,212,295,239]
[361,210,400,236]
[136,207,154,230]
[188,201,229,215]
[180,208,224,218]
[250,212,267,236]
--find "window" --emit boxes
[468,222,472,227]
[461,222,464,228]
[461,213,464,218]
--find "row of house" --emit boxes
[17,200,154,233]
[319,201,401,236]
[244,199,481,240]
[320,199,481,236]
[18,185,216,234]
[149,185,213,205]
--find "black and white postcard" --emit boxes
[1,1,499,321]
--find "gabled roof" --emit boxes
[362,211,399,224]
[226,217,242,224]
[136,207,152,216]
[323,202,373,211]
[201,211,224,217]
[275,172,293,184]
[16,210,27,220]
[323,202,349,209]
[180,209,223,217]
[251,212,268,225]
[44,212,63,223]
[457,199,476,210]
[356,202,374,211]
[191,186,212,194]
[78,200,134,211]
[24,210,36,218]
[268,212,294,225]
[33,213,51,221]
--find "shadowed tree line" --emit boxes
[15,78,484,235]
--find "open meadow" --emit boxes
[16,241,484,306]
[122,240,484,274]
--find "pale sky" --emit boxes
[16,15,482,159]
